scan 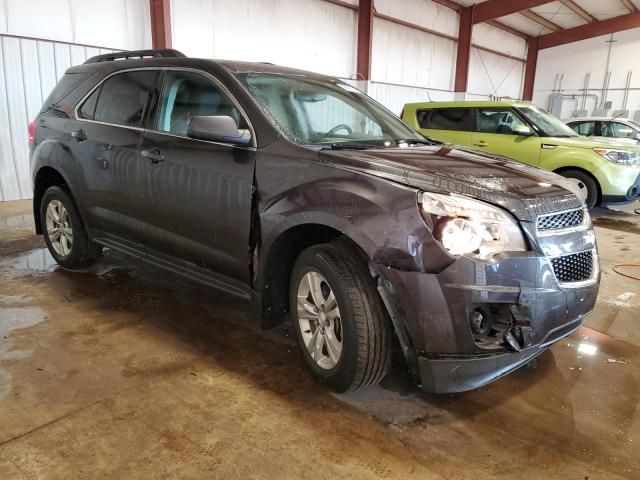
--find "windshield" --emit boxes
[517,106,579,138]
[237,73,425,147]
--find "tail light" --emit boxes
[28,120,36,147]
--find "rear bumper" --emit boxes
[417,318,581,393]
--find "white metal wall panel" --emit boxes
[366,82,457,116]
[171,0,357,78]
[0,36,116,201]
[468,48,525,99]
[1,0,152,50]
[472,23,527,59]
[372,17,456,91]
[375,0,459,38]
[534,29,640,117]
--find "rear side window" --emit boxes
[418,108,471,131]
[78,71,157,127]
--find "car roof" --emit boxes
[403,100,533,109]
[566,116,634,122]
[67,56,337,82]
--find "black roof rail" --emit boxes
[84,49,186,64]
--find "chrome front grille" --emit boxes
[537,208,585,232]
[550,250,594,283]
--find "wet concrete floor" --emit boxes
[0,199,639,479]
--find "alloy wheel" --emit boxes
[296,271,343,369]
[45,199,73,257]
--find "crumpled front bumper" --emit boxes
[377,249,599,393]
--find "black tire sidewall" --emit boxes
[290,248,359,392]
[560,170,599,209]
[40,186,89,268]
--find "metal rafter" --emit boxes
[558,0,596,23]
[620,0,639,13]
[539,11,640,48]
[472,0,553,24]
[486,19,532,39]
[521,9,563,32]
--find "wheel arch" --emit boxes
[33,166,72,234]
[553,166,602,205]
[258,221,371,329]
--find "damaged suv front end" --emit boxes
[381,193,598,393]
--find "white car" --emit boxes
[565,116,640,145]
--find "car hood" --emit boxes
[544,135,640,150]
[319,144,584,222]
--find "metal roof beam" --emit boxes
[521,9,562,31]
[472,0,553,24]
[620,0,639,13]
[539,11,640,48]
[558,0,596,23]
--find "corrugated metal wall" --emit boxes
[171,0,358,79]
[0,36,116,201]
[0,0,151,201]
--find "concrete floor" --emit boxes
[0,200,639,480]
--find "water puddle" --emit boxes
[0,296,47,401]
[0,248,58,276]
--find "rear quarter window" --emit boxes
[417,108,471,131]
[40,72,93,113]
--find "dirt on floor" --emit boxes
[0,199,639,480]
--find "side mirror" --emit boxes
[513,125,534,136]
[187,115,252,146]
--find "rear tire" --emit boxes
[559,169,599,209]
[289,241,391,392]
[40,186,101,269]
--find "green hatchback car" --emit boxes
[401,101,640,209]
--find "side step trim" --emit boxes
[95,237,253,302]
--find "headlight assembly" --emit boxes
[593,148,639,166]
[418,192,527,259]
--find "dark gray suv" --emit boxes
[30,49,600,393]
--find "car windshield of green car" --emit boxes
[238,73,426,148]
[517,106,579,138]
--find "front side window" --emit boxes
[79,71,157,127]
[569,121,596,136]
[517,106,578,138]
[421,108,472,131]
[610,121,638,139]
[237,73,424,147]
[476,108,528,135]
[156,70,244,135]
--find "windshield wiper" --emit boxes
[395,138,440,146]
[319,143,376,150]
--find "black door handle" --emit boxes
[71,129,87,142]
[141,148,165,163]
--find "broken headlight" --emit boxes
[419,192,526,259]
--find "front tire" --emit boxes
[40,186,101,269]
[559,169,599,209]
[290,241,391,392]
